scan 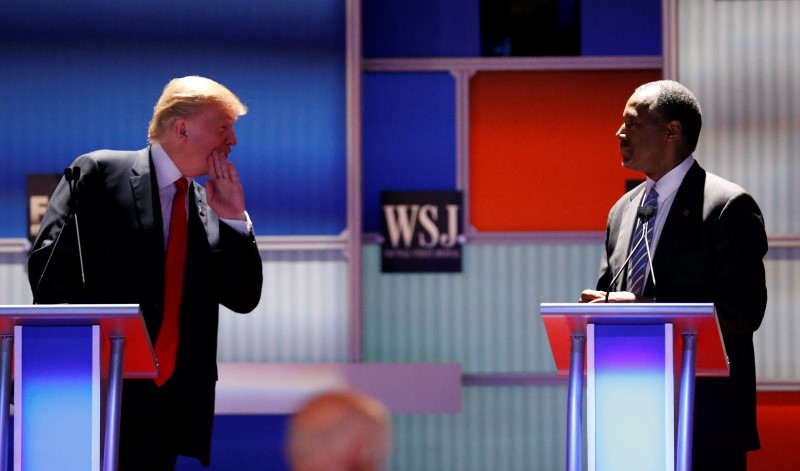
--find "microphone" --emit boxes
[32,167,86,304]
[638,205,655,221]
[640,207,657,296]
[604,205,657,302]
[66,167,86,290]
[64,167,80,184]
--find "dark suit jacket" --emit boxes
[28,147,263,464]
[597,161,767,452]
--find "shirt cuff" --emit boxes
[220,211,253,235]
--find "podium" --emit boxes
[0,304,156,471]
[540,303,728,471]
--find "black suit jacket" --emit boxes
[28,147,263,464]
[597,161,767,452]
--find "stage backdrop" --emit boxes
[0,0,346,238]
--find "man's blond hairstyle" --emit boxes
[148,76,248,143]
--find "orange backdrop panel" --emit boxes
[470,69,662,232]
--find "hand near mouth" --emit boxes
[205,150,246,221]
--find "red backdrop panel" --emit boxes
[749,391,800,470]
[470,70,662,231]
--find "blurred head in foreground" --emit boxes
[287,390,391,471]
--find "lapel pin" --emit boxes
[683,209,690,217]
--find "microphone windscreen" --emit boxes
[637,205,655,220]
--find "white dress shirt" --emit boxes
[626,154,695,291]
[151,144,252,249]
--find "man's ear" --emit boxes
[172,119,189,143]
[666,120,682,142]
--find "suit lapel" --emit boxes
[189,182,220,252]
[610,184,645,290]
[653,162,705,277]
[130,148,159,238]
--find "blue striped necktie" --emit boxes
[628,186,659,295]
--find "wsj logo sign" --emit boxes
[381,191,463,273]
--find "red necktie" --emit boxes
[155,177,188,386]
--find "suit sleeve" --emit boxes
[215,222,263,313]
[28,156,99,303]
[596,199,626,292]
[711,193,768,335]
[596,223,614,291]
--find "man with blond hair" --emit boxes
[29,76,263,470]
[287,390,392,471]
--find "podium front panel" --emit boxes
[587,324,674,471]
[540,303,725,471]
[14,325,101,471]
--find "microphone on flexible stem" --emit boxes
[66,168,86,289]
[32,167,86,304]
[604,205,656,303]
[641,211,657,295]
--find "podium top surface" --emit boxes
[0,304,156,378]
[539,303,728,376]
[541,302,715,323]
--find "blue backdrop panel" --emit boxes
[175,415,290,471]
[581,0,662,55]
[362,0,481,58]
[0,0,345,237]
[362,72,457,233]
